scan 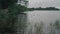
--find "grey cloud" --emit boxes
[28,0,60,8]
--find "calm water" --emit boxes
[25,10,60,34]
[27,10,60,23]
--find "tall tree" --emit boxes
[0,0,18,9]
[0,0,28,34]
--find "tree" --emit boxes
[0,0,18,9]
[0,0,28,34]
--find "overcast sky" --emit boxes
[28,0,60,8]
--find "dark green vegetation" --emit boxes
[0,0,28,34]
[0,0,18,9]
[33,20,60,34]
[27,7,60,11]
[34,21,44,34]
[54,20,60,29]
[49,20,60,34]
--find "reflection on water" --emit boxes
[26,11,60,34]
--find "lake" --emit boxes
[25,10,60,34]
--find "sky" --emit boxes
[28,0,60,8]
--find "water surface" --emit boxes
[26,10,60,34]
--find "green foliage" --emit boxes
[0,0,28,34]
[8,4,27,14]
[0,0,18,9]
[0,3,27,34]
[0,9,18,34]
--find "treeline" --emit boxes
[26,7,60,11]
